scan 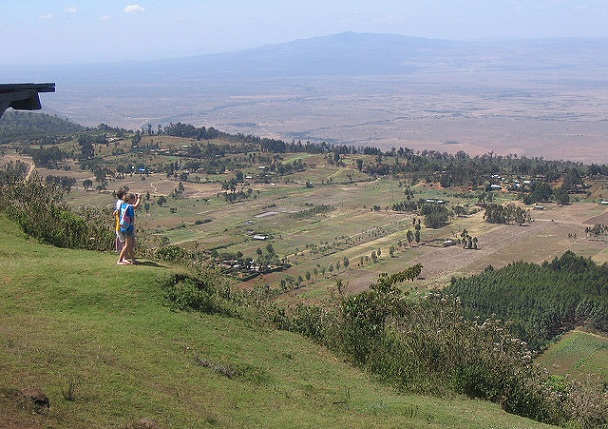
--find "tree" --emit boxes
[336,279,344,294]
[78,134,95,159]
[93,166,106,189]
[524,181,553,204]
[131,131,142,148]
[415,229,421,245]
[453,205,466,216]
[555,186,570,205]
[406,230,414,246]
[421,203,450,228]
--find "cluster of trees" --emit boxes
[0,111,83,144]
[522,180,573,205]
[391,199,418,212]
[446,251,608,350]
[161,122,221,140]
[221,187,253,203]
[211,243,289,280]
[460,230,479,249]
[484,203,531,225]
[419,202,450,228]
[45,175,76,192]
[586,223,608,238]
[30,146,69,169]
[290,204,333,219]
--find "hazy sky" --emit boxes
[4,0,608,65]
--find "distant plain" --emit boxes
[46,71,608,164]
[17,33,608,164]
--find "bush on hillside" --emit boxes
[155,255,608,428]
[161,272,236,317]
[0,164,114,251]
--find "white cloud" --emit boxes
[99,15,111,21]
[38,13,54,20]
[64,6,78,14]
[124,4,145,13]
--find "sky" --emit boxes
[3,0,608,65]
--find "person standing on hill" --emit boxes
[117,192,141,265]
[114,188,127,252]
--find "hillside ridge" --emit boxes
[0,215,558,428]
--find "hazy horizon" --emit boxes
[4,1,608,66]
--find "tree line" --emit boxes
[445,251,608,351]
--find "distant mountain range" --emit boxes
[163,32,608,78]
[4,32,608,83]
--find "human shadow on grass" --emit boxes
[133,260,165,267]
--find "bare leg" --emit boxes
[117,236,133,264]
[130,236,137,264]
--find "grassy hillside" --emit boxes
[0,215,559,429]
[537,330,608,383]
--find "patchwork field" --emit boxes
[8,138,608,302]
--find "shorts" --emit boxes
[116,230,125,243]
[123,229,135,238]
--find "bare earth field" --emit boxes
[330,202,608,293]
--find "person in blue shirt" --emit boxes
[117,192,141,265]
[113,188,127,253]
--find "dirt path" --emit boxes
[1,154,35,179]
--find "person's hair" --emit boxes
[116,186,129,199]
[124,193,135,203]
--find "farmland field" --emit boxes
[6,133,608,302]
[536,330,608,383]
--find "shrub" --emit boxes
[0,168,114,250]
[161,273,235,316]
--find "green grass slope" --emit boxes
[536,330,608,383]
[0,215,558,429]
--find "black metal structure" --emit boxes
[0,83,55,119]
